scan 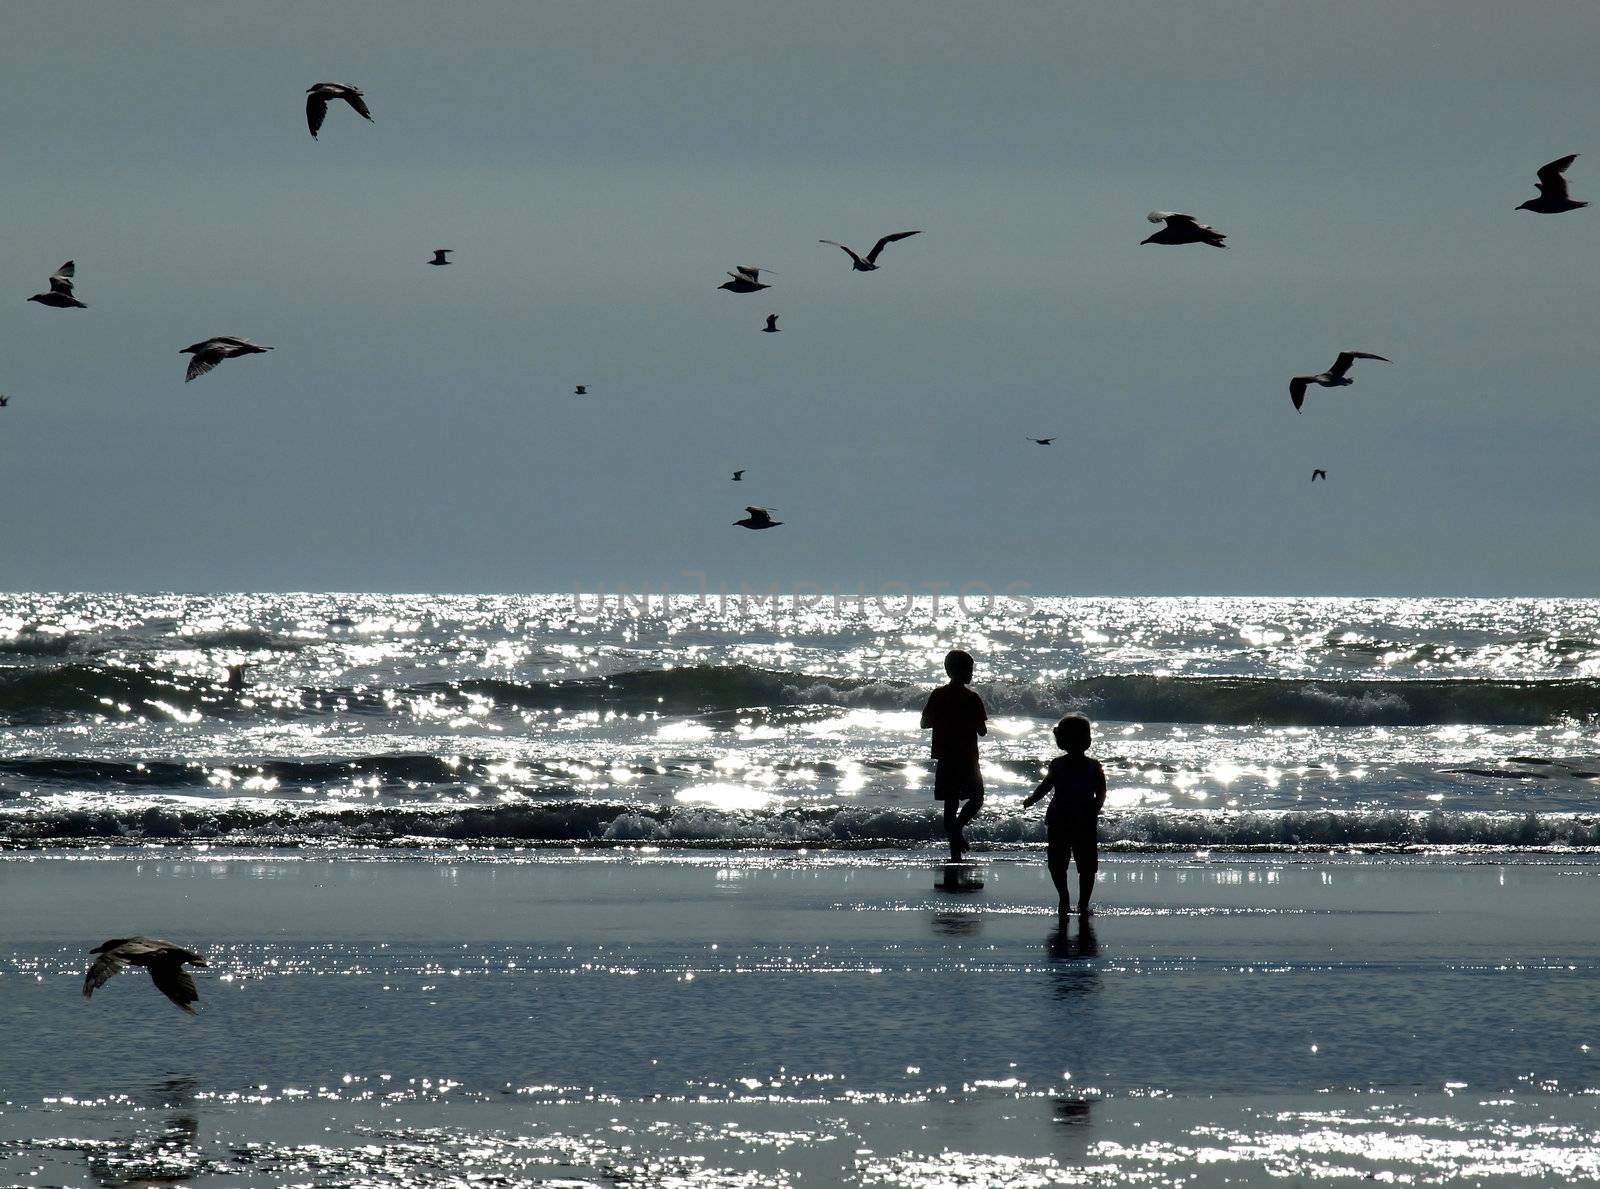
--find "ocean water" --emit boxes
[2,592,1598,851]
[5,594,1600,1185]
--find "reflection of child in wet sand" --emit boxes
[1023,714,1106,917]
[920,649,987,860]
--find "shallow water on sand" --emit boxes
[3,849,1599,1185]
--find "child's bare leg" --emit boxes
[1078,870,1096,916]
[942,798,961,859]
[1047,853,1071,915]
[954,793,983,856]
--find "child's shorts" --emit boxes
[1048,823,1098,874]
[933,757,983,802]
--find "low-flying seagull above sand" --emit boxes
[718,266,771,294]
[734,506,782,530]
[761,314,780,333]
[1312,469,1328,482]
[1028,436,1057,445]
[1142,212,1228,248]
[181,336,274,383]
[1517,154,1587,214]
[731,469,745,481]
[1289,351,1389,411]
[83,936,208,1014]
[429,250,453,266]
[306,82,373,138]
[818,231,921,271]
[27,260,87,309]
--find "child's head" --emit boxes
[943,649,975,684]
[1053,714,1092,754]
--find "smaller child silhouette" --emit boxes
[1023,714,1106,917]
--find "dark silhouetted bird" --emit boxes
[574,384,587,395]
[1517,155,1586,214]
[27,261,87,308]
[1142,211,1228,248]
[819,230,921,271]
[734,506,781,530]
[1028,436,1057,445]
[731,470,745,481]
[181,337,273,383]
[83,937,208,1014]
[429,250,452,266]
[0,396,9,408]
[306,82,372,138]
[718,266,771,293]
[762,314,780,333]
[1290,351,1388,411]
[1312,469,1328,482]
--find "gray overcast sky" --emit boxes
[2,0,1597,596]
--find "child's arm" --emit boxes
[919,692,934,730]
[975,696,988,737]
[1021,773,1053,809]
[1092,760,1107,816]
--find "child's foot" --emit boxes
[1078,905,1094,919]
[1058,900,1073,917]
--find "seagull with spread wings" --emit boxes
[1141,211,1228,248]
[761,314,780,333]
[718,265,771,293]
[181,336,274,383]
[1312,469,1328,482]
[306,82,373,138]
[1517,154,1587,214]
[734,506,782,530]
[1028,436,1057,445]
[429,250,453,266]
[83,937,208,1014]
[1290,351,1389,412]
[818,230,922,272]
[27,260,87,309]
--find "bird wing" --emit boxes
[185,353,219,382]
[819,240,868,268]
[865,230,921,264]
[1151,212,1195,226]
[734,265,764,281]
[1535,154,1578,197]
[341,90,374,121]
[765,315,778,329]
[745,506,774,521]
[147,959,200,1014]
[306,93,328,137]
[55,260,76,279]
[1328,351,1389,378]
[1290,376,1312,411]
[83,952,129,999]
[49,273,76,295]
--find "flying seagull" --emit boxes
[761,314,780,333]
[731,469,745,481]
[181,336,273,383]
[83,936,208,1014]
[1517,155,1586,214]
[574,384,587,395]
[429,250,453,266]
[818,230,921,271]
[0,395,9,408]
[1028,436,1057,446]
[306,82,372,138]
[1289,351,1389,412]
[1142,211,1228,248]
[27,260,87,309]
[734,506,782,530]
[718,266,771,293]
[1311,469,1327,482]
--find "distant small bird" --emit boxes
[83,936,208,1014]
[429,250,453,266]
[306,82,372,138]
[761,314,780,333]
[0,396,9,408]
[1028,436,1057,446]
[1290,351,1389,411]
[574,384,587,395]
[27,260,87,309]
[1142,211,1228,248]
[1517,154,1587,214]
[1311,469,1328,482]
[818,231,922,272]
[731,469,745,481]
[734,506,782,530]
[181,336,274,383]
[719,266,771,293]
